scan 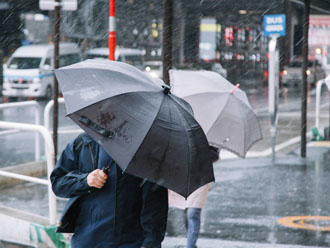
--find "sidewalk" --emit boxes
[165,142,330,247]
[0,142,329,247]
[162,236,329,248]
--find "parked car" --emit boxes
[2,43,81,100]
[281,59,325,87]
[85,47,145,70]
[144,61,163,79]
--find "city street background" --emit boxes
[1,0,330,247]
[1,79,329,166]
[0,79,330,247]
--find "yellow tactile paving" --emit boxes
[278,216,330,232]
[308,141,330,147]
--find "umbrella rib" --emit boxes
[205,91,254,136]
[236,95,247,155]
[206,93,230,139]
[182,91,228,134]
[235,97,263,158]
[242,135,263,158]
[205,94,245,158]
[205,93,263,158]
[170,96,193,197]
[123,92,165,173]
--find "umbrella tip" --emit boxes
[230,84,240,94]
[162,85,171,95]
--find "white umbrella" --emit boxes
[325,74,330,91]
[170,69,263,158]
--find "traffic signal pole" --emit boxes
[108,0,116,60]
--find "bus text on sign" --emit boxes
[264,14,286,37]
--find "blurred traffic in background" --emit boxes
[1,1,330,101]
[1,1,330,247]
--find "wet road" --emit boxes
[166,147,330,247]
[0,144,329,247]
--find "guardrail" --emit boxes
[44,98,83,137]
[0,121,56,225]
[0,101,41,161]
[315,79,330,130]
[44,98,65,131]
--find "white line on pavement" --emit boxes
[220,131,312,160]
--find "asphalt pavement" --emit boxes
[1,142,329,247]
[164,142,330,247]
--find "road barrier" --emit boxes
[315,79,327,130]
[0,101,41,161]
[0,121,56,225]
[44,98,65,132]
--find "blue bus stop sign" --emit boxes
[264,14,286,37]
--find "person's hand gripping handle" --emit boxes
[86,167,110,189]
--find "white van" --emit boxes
[2,43,81,99]
[85,47,145,70]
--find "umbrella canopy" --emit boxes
[170,69,262,158]
[325,74,330,91]
[54,59,214,197]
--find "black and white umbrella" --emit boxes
[54,59,214,197]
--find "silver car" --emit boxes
[281,60,325,86]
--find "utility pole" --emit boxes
[53,0,60,163]
[0,49,3,94]
[301,0,310,158]
[109,0,116,60]
[162,0,173,85]
[284,0,292,63]
[39,0,77,163]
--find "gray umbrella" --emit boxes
[54,59,214,197]
[170,69,263,158]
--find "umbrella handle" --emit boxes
[79,116,114,138]
[103,166,110,175]
[230,84,240,94]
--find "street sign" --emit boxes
[39,0,77,11]
[264,14,286,37]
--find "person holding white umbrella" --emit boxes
[168,69,263,248]
[168,146,219,248]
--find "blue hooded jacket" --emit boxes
[50,133,168,248]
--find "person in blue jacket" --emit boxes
[50,133,168,248]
